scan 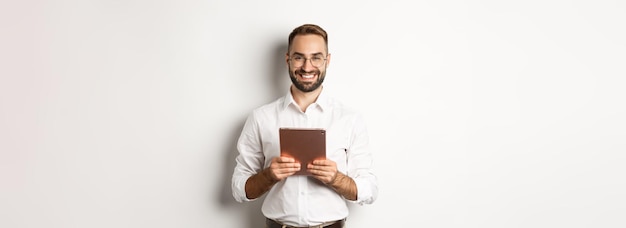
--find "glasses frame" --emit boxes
[288,54,328,68]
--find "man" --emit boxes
[232,24,378,228]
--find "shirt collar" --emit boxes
[281,87,330,112]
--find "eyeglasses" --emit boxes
[288,55,327,68]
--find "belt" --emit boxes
[265,218,345,228]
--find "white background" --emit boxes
[1,0,625,227]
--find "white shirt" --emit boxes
[231,88,378,227]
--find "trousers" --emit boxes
[265,218,346,228]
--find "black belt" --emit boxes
[265,218,345,228]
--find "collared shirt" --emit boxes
[232,88,378,227]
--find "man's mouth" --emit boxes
[297,70,318,81]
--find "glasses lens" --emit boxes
[311,57,323,67]
[294,58,304,66]
[290,55,325,67]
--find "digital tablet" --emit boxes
[279,128,326,175]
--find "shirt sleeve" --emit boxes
[231,111,265,202]
[346,114,379,205]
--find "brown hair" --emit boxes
[288,24,328,53]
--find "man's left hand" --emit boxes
[308,159,338,185]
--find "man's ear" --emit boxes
[326,53,331,67]
[285,53,290,65]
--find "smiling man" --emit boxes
[232,24,378,228]
[288,31,328,93]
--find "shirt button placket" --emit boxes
[301,112,308,127]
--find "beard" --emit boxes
[288,68,326,93]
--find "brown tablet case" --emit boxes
[279,128,326,175]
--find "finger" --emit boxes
[281,162,301,169]
[308,169,335,184]
[311,159,328,165]
[307,163,331,171]
[307,163,320,171]
[309,166,334,176]
[306,168,321,178]
[277,156,296,163]
[279,164,301,173]
[312,159,337,168]
[271,162,300,176]
[272,167,300,180]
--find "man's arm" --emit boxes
[244,169,278,199]
[308,160,357,201]
[329,171,357,201]
[245,157,301,199]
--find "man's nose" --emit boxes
[301,59,315,71]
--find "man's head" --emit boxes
[286,24,330,93]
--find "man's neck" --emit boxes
[291,85,322,112]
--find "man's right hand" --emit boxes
[267,157,301,181]
[245,156,301,199]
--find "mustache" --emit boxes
[295,69,320,75]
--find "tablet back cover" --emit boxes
[279,128,326,175]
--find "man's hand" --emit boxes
[268,157,301,181]
[308,159,358,200]
[307,159,338,184]
[245,156,301,199]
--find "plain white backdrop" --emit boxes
[1,0,625,227]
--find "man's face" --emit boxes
[286,34,330,93]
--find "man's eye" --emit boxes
[293,56,304,61]
[312,57,322,61]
